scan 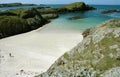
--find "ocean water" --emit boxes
[0,5,120,32]
[48,5,120,32]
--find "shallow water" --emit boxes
[49,5,120,32]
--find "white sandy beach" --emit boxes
[0,23,83,77]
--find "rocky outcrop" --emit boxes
[61,2,95,12]
[42,14,59,20]
[101,9,120,14]
[0,8,48,39]
[68,16,85,20]
[36,19,120,77]
[37,2,95,14]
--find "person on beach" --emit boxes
[9,53,14,57]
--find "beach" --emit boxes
[0,3,120,77]
[0,23,83,77]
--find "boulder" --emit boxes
[68,16,85,20]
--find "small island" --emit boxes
[68,16,85,20]
[101,9,120,14]
[0,3,36,8]
[37,2,95,14]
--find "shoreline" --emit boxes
[0,23,83,77]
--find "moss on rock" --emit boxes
[0,8,48,39]
[0,16,29,38]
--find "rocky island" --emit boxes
[101,9,120,14]
[37,2,95,14]
[36,18,120,77]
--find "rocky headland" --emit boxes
[0,8,48,39]
[36,18,120,77]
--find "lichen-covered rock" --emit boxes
[102,67,120,77]
[36,19,120,77]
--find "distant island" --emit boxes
[0,3,36,7]
[101,9,120,14]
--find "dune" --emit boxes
[0,23,83,77]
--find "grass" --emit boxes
[61,30,120,76]
[0,16,29,38]
[0,8,47,38]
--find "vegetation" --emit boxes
[0,8,48,39]
[37,2,95,14]
[0,16,29,38]
[0,11,17,16]
[61,2,95,11]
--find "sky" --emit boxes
[0,0,120,5]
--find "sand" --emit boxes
[0,23,83,77]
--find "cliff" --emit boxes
[36,19,120,77]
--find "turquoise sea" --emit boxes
[0,5,120,32]
[49,5,120,32]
